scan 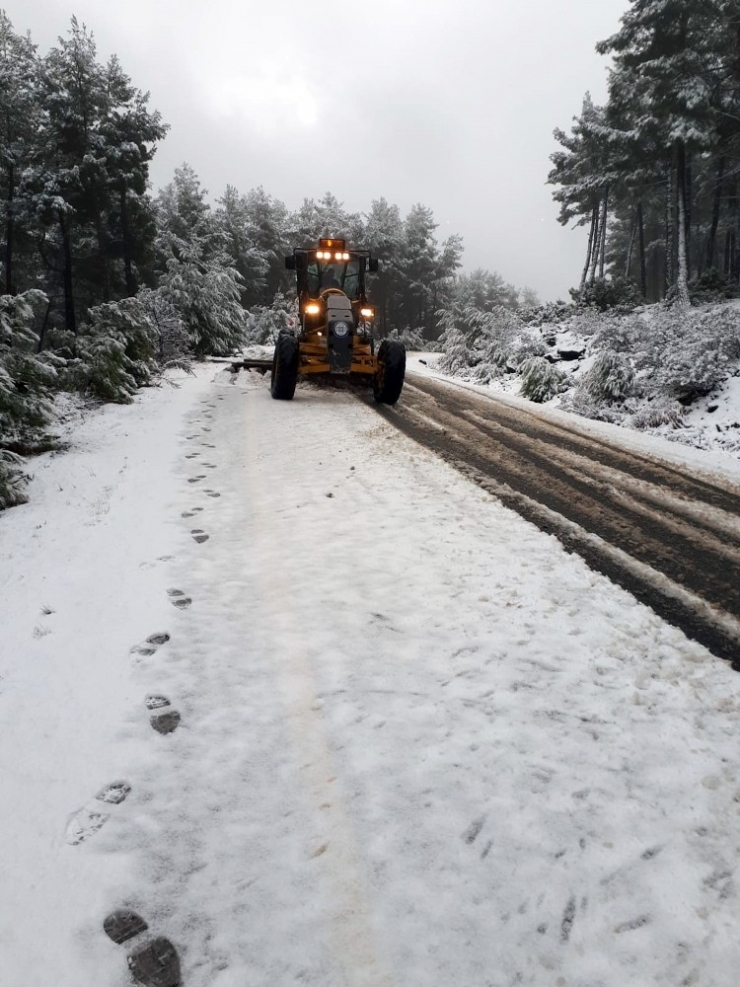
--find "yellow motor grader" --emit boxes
[271,237,405,404]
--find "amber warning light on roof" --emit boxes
[319,238,345,249]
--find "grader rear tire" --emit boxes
[270,333,299,400]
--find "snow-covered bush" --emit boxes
[245,292,297,345]
[387,326,433,351]
[519,357,565,402]
[436,326,470,374]
[74,298,159,404]
[138,288,192,372]
[576,350,635,403]
[591,313,644,353]
[570,276,641,312]
[630,398,686,431]
[510,330,547,365]
[159,242,246,356]
[0,450,26,510]
[687,269,740,304]
[519,300,573,328]
[0,290,59,508]
[640,305,740,403]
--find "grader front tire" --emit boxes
[270,333,299,400]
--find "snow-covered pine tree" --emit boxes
[159,237,246,357]
[0,13,41,296]
[597,0,724,307]
[364,197,404,338]
[0,289,58,507]
[99,56,167,297]
[548,94,613,291]
[75,297,159,403]
[155,163,217,264]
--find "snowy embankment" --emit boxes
[1,366,739,987]
[407,353,740,486]
[427,298,740,462]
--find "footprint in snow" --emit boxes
[145,695,181,735]
[204,490,221,498]
[103,910,181,987]
[65,781,131,845]
[168,589,192,609]
[560,896,577,943]
[191,530,209,544]
[184,453,199,460]
[187,475,206,484]
[130,632,170,660]
[462,816,486,845]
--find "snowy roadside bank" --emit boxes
[407,352,740,486]
[1,366,739,986]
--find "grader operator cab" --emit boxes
[271,237,406,403]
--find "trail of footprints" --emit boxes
[68,593,188,983]
[67,406,226,982]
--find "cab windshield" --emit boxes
[306,258,361,300]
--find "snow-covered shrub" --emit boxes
[138,288,192,372]
[160,242,246,356]
[630,398,686,431]
[245,292,297,345]
[642,305,740,403]
[510,330,547,366]
[570,276,641,312]
[0,450,26,509]
[436,326,470,374]
[519,357,565,402]
[388,326,432,351]
[592,313,644,353]
[0,291,59,507]
[687,269,740,304]
[74,298,159,404]
[577,350,635,403]
[566,307,614,340]
[519,300,573,327]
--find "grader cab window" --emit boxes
[306,258,362,299]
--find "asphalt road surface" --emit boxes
[373,374,740,665]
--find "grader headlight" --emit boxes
[305,302,321,315]
[360,307,375,319]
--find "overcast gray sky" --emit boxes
[9,0,630,300]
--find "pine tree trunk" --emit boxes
[706,156,724,271]
[675,142,691,307]
[665,169,674,298]
[120,186,137,297]
[598,187,609,280]
[37,299,52,353]
[637,201,647,300]
[58,211,77,336]
[95,209,111,303]
[580,205,598,289]
[588,201,601,285]
[4,166,13,296]
[624,208,637,278]
[685,156,692,278]
[727,179,738,279]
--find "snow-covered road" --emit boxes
[2,366,739,987]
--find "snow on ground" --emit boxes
[2,366,740,987]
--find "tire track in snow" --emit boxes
[374,376,740,663]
